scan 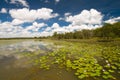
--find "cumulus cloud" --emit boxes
[0,9,104,38]
[44,27,51,32]
[58,9,104,31]
[40,31,53,37]
[0,22,13,32]
[25,22,47,32]
[44,23,70,34]
[43,23,64,36]
[59,12,71,20]
[0,21,65,38]
[65,24,101,31]
[58,9,103,34]
[0,21,47,38]
[0,21,24,38]
[64,12,71,17]
[105,17,120,24]
[0,8,7,13]
[51,23,60,29]
[9,8,59,23]
[12,19,24,25]
[66,9,103,25]
[43,23,61,33]
[0,7,59,38]
[10,0,29,7]
[51,23,65,33]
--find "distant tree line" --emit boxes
[52,22,120,40]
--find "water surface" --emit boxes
[0,40,78,80]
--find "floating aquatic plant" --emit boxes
[29,40,120,79]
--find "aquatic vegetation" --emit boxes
[23,40,120,80]
[0,40,120,80]
[71,57,102,79]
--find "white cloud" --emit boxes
[0,21,47,38]
[40,31,53,37]
[51,23,60,29]
[0,22,13,32]
[37,8,59,20]
[59,12,71,20]
[59,9,104,31]
[44,23,70,34]
[65,24,101,31]
[55,0,60,3]
[0,9,104,38]
[42,23,66,36]
[0,21,25,38]
[54,9,103,34]
[51,23,65,33]
[66,9,103,25]
[0,8,7,13]
[0,21,54,38]
[25,22,47,32]
[50,23,101,34]
[44,27,51,32]
[9,8,59,23]
[10,0,29,7]
[59,17,64,20]
[12,19,24,25]
[105,17,120,24]
[64,12,71,17]
[0,22,23,32]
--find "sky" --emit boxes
[0,0,120,38]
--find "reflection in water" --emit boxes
[0,40,55,61]
[0,40,56,80]
[0,40,53,54]
[0,40,54,59]
[0,40,78,80]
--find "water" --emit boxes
[0,40,78,80]
[0,40,119,80]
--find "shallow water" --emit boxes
[0,40,78,80]
[0,40,120,80]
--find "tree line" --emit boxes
[52,22,120,40]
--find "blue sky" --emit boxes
[0,0,120,38]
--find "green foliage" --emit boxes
[94,22,120,40]
[30,40,120,79]
[71,57,102,79]
[51,22,120,40]
[52,29,93,39]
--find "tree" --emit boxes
[51,22,120,40]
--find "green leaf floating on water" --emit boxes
[111,66,117,69]
[66,59,72,68]
[108,70,114,73]
[78,74,86,79]
[102,74,114,79]
[103,71,110,75]
[31,41,120,80]
[103,75,108,79]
